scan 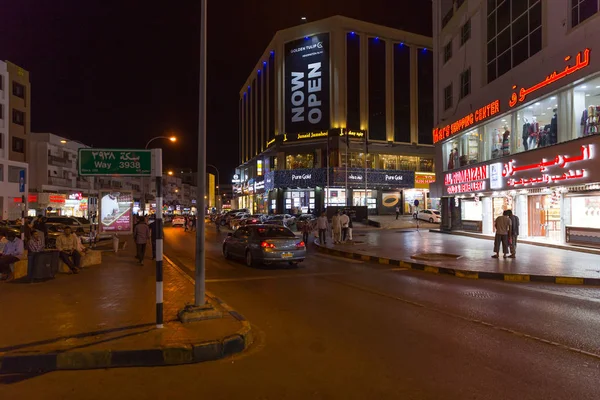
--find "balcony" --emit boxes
[48,176,71,187]
[48,155,75,169]
[76,179,91,189]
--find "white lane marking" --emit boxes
[325,277,600,361]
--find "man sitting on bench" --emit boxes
[0,231,25,281]
[56,226,81,274]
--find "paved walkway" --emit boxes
[0,237,251,372]
[367,215,440,230]
[320,229,600,281]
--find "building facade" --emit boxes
[432,0,600,248]
[235,15,436,215]
[0,61,30,220]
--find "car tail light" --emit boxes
[261,241,275,249]
[251,219,257,223]
[296,241,305,248]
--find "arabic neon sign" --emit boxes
[509,48,591,108]
[340,129,365,138]
[433,100,500,144]
[502,145,594,187]
[266,138,276,147]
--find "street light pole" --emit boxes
[142,136,176,216]
[195,0,207,307]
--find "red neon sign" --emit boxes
[502,145,594,187]
[445,166,488,185]
[433,100,500,143]
[509,48,591,108]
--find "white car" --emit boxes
[416,209,441,223]
[172,216,186,227]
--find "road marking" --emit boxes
[163,254,195,285]
[324,276,600,361]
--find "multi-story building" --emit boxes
[234,15,436,216]
[432,0,600,248]
[0,61,30,220]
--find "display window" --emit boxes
[527,194,561,242]
[352,190,377,209]
[286,154,314,169]
[569,195,600,229]
[404,189,426,214]
[461,200,483,221]
[444,129,480,170]
[492,197,510,222]
[341,152,374,168]
[325,188,346,207]
[484,114,513,160]
[285,190,315,213]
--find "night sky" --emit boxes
[1,0,431,182]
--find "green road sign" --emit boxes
[78,149,152,176]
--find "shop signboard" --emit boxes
[332,168,414,188]
[415,173,436,189]
[380,191,401,215]
[272,168,327,188]
[99,191,133,234]
[444,165,489,195]
[284,33,330,134]
[78,149,152,176]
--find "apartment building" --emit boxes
[432,0,600,248]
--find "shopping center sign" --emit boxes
[433,100,501,144]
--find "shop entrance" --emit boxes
[527,195,561,241]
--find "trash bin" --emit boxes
[27,251,60,281]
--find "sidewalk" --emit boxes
[0,237,252,373]
[316,229,600,285]
[367,215,440,230]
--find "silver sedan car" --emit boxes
[223,224,306,267]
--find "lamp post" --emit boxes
[207,164,220,211]
[141,136,176,215]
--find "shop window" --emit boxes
[570,195,600,228]
[461,200,483,221]
[398,156,419,171]
[571,0,599,28]
[574,77,600,138]
[444,129,480,170]
[515,95,559,152]
[285,190,315,214]
[443,41,452,63]
[484,114,513,160]
[444,83,453,111]
[286,153,314,169]
[353,190,376,209]
[380,155,398,170]
[487,0,542,83]
[341,152,373,169]
[325,188,346,207]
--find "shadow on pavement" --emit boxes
[0,372,50,385]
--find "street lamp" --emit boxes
[141,135,177,215]
[168,171,174,176]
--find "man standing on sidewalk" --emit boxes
[332,211,342,244]
[340,212,350,243]
[492,212,512,259]
[395,206,400,220]
[134,216,151,265]
[56,226,81,274]
[506,210,520,258]
[317,212,328,245]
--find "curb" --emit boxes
[314,241,600,286]
[0,271,253,374]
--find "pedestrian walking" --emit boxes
[332,211,342,244]
[347,216,353,241]
[184,215,189,232]
[317,212,328,245]
[505,210,520,258]
[340,212,350,242]
[395,206,400,220]
[133,216,151,264]
[56,226,81,273]
[301,220,311,246]
[191,215,197,231]
[492,211,512,258]
[0,231,24,281]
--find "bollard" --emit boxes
[113,235,119,253]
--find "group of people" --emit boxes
[133,215,159,264]
[492,209,520,259]
[0,223,85,281]
[183,215,197,232]
[315,210,353,246]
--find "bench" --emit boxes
[11,250,103,280]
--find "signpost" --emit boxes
[77,148,164,329]
[78,149,152,176]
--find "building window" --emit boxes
[12,137,25,153]
[0,103,3,120]
[444,83,453,111]
[443,41,452,63]
[341,152,373,169]
[368,37,387,141]
[346,32,361,131]
[417,48,434,145]
[572,0,599,28]
[12,109,25,125]
[12,82,25,99]
[394,43,411,143]
[460,19,471,46]
[0,164,3,182]
[487,0,542,83]
[380,155,398,170]
[460,68,471,99]
[0,76,3,90]
[8,165,25,183]
[286,154,314,170]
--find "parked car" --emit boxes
[222,224,306,267]
[265,214,296,227]
[416,209,441,223]
[229,213,251,230]
[0,225,20,238]
[171,216,186,227]
[46,216,90,233]
[296,214,317,231]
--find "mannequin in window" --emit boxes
[447,147,455,169]
[491,129,501,158]
[550,108,558,145]
[502,126,510,156]
[522,118,530,151]
[527,116,539,150]
[581,105,599,136]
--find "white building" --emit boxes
[0,61,30,220]
[432,0,600,248]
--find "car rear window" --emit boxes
[254,227,295,238]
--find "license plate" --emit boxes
[281,252,293,258]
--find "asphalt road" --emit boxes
[2,225,600,400]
